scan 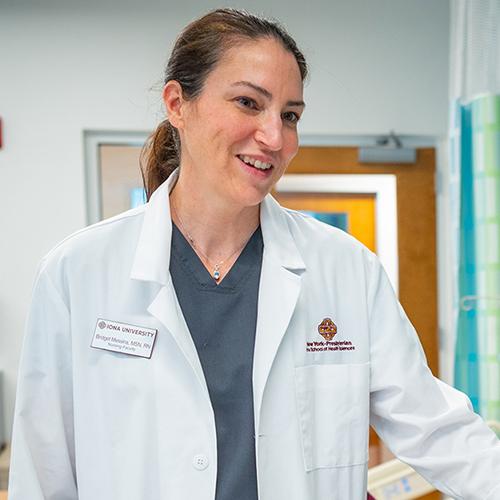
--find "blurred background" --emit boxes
[0,0,499,498]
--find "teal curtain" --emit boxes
[454,95,500,421]
[455,102,480,411]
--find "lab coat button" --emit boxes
[192,454,209,470]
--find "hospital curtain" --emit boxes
[451,0,500,421]
[454,96,500,419]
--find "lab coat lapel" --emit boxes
[253,195,305,428]
[130,172,208,393]
[147,284,208,393]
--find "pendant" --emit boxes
[213,269,221,281]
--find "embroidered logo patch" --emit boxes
[305,317,356,353]
[318,317,337,341]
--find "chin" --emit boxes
[239,197,266,209]
[235,190,268,209]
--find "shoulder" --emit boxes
[280,205,374,260]
[274,203,382,292]
[38,205,146,279]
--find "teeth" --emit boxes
[239,155,272,170]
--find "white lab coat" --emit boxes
[9,171,500,500]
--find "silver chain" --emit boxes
[171,202,248,282]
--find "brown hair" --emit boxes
[140,8,308,200]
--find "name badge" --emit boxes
[91,318,157,358]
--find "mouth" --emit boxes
[237,154,274,171]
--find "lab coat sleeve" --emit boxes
[8,261,78,500]
[367,255,500,500]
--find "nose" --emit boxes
[254,112,283,151]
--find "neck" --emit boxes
[169,171,260,263]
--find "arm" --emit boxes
[367,255,500,500]
[8,263,78,499]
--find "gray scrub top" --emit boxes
[169,222,263,500]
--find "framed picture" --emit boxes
[84,131,148,224]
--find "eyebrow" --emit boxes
[231,80,305,107]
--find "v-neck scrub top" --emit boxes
[169,223,264,500]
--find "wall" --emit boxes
[0,0,450,439]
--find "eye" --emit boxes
[282,111,300,124]
[235,96,259,110]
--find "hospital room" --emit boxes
[0,0,499,499]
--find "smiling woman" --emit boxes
[8,7,500,500]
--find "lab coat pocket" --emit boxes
[295,362,370,471]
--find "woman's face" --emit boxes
[171,37,305,209]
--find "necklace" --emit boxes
[171,202,249,282]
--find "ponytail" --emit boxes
[140,119,180,201]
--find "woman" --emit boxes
[8,8,500,500]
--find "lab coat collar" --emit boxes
[260,194,306,272]
[130,170,306,284]
[130,170,179,285]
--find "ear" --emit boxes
[162,80,186,129]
